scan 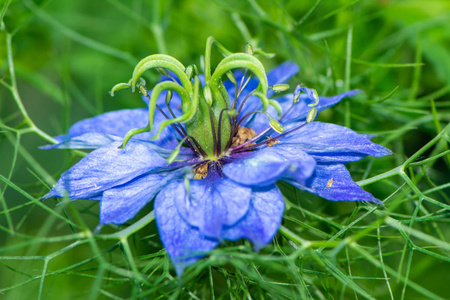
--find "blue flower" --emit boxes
[43,45,391,275]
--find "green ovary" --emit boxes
[185,89,231,158]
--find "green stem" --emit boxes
[358,123,450,187]
[204,36,234,87]
[97,211,155,240]
[6,30,32,127]
[344,24,353,128]
[357,166,401,187]
[204,36,215,85]
[3,23,57,144]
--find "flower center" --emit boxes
[191,125,257,180]
[110,36,319,170]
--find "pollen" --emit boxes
[194,163,208,180]
[266,136,280,147]
[326,178,334,188]
[231,126,257,148]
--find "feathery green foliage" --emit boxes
[1,0,449,299]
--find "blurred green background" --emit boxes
[1,0,449,299]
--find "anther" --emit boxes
[306,107,317,123]
[269,84,289,93]
[193,163,209,180]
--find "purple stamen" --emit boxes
[156,104,207,157]
[232,121,310,153]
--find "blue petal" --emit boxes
[288,164,382,204]
[70,109,149,138]
[42,107,187,152]
[280,122,392,163]
[42,132,195,161]
[155,182,219,275]
[100,170,180,224]
[223,146,316,186]
[223,150,288,186]
[223,185,284,250]
[41,109,150,149]
[170,177,252,239]
[43,141,168,199]
[271,144,317,183]
[40,133,122,150]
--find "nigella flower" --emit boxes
[43,38,391,275]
